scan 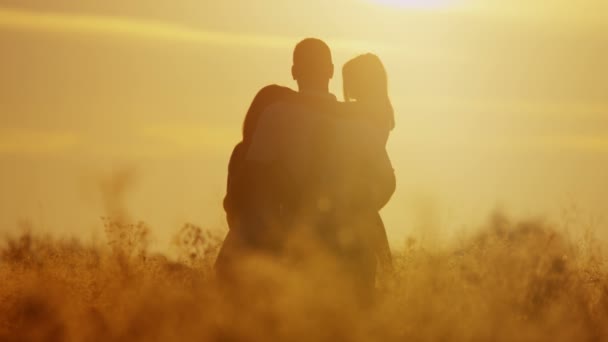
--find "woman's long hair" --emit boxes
[242,85,295,144]
[342,54,395,130]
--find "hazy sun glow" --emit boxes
[369,0,455,9]
[0,0,607,251]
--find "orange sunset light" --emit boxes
[0,1,607,341]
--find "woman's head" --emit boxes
[343,54,394,130]
[343,53,388,102]
[243,85,294,143]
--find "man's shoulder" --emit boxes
[255,100,296,131]
[253,93,340,139]
[277,93,338,116]
[259,99,319,121]
[262,100,294,115]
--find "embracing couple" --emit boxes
[216,38,396,305]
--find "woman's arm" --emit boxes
[366,148,396,211]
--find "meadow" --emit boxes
[1,211,607,342]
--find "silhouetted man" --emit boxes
[242,38,337,254]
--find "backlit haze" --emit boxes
[1,0,607,251]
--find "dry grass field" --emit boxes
[1,212,607,342]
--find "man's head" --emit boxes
[292,38,334,93]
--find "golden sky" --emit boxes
[0,0,607,249]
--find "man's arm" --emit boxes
[238,107,287,250]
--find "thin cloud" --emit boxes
[0,7,394,52]
[139,122,236,152]
[394,95,608,120]
[0,128,80,157]
[532,135,608,153]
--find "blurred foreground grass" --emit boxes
[1,214,607,342]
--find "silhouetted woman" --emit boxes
[342,53,394,268]
[327,53,395,305]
